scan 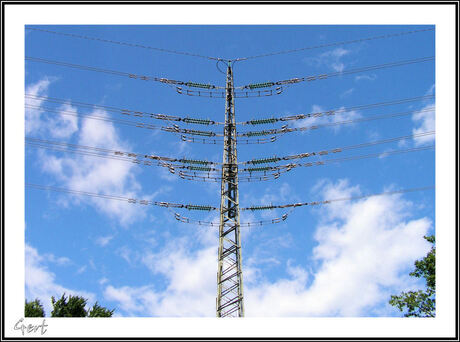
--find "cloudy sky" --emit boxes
[24,24,435,319]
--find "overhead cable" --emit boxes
[241,146,434,173]
[235,27,434,61]
[172,210,291,227]
[238,107,435,137]
[26,26,224,61]
[241,186,435,210]
[242,131,435,165]
[26,26,434,64]
[240,94,434,125]
[25,137,218,165]
[25,183,217,210]
[25,105,225,138]
[25,93,221,125]
[26,183,434,220]
[237,56,434,89]
[25,56,222,88]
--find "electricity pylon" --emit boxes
[216,62,244,317]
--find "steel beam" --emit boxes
[216,62,244,317]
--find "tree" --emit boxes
[51,293,88,317]
[87,302,115,317]
[25,299,45,317]
[389,235,435,317]
[49,293,114,317]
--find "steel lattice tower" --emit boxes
[216,62,244,317]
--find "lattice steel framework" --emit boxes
[216,62,244,317]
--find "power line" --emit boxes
[25,104,227,139]
[26,93,433,130]
[25,137,219,165]
[25,182,290,227]
[26,26,224,61]
[235,27,434,61]
[25,93,222,125]
[171,145,434,182]
[25,182,434,213]
[172,210,291,228]
[241,186,435,210]
[238,56,434,89]
[26,26,434,64]
[242,131,435,165]
[25,104,161,131]
[25,27,435,318]
[240,94,434,125]
[25,55,434,94]
[26,103,282,145]
[25,183,217,210]
[241,146,434,174]
[175,85,285,99]
[25,56,223,89]
[238,107,435,138]
[26,134,435,177]
[28,138,432,184]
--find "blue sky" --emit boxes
[24,25,435,318]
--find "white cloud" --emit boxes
[43,253,71,266]
[48,102,79,139]
[412,104,435,146]
[303,47,351,73]
[25,244,95,315]
[410,84,435,146]
[104,285,155,314]
[117,246,138,265]
[104,238,217,317]
[26,78,155,225]
[426,84,435,96]
[76,265,87,274]
[355,74,377,82]
[320,47,350,72]
[25,78,52,134]
[96,177,431,318]
[293,104,361,133]
[38,111,147,225]
[99,277,109,286]
[26,78,78,139]
[340,87,355,98]
[95,235,114,247]
[330,108,361,131]
[244,179,432,316]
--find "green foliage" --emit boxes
[87,302,114,317]
[50,293,114,317]
[51,293,87,317]
[389,235,435,317]
[25,294,115,317]
[25,299,45,317]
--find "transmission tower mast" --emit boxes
[216,62,244,317]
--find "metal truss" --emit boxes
[216,62,244,317]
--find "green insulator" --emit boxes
[183,117,212,125]
[188,129,215,137]
[247,130,271,137]
[248,82,275,89]
[181,159,211,165]
[247,166,272,172]
[249,118,278,125]
[187,205,213,211]
[249,205,273,211]
[185,82,212,89]
[251,157,280,164]
[189,166,212,172]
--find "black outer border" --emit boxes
[1,0,458,340]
